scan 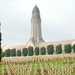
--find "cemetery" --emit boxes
[0,54,75,75]
[0,4,75,75]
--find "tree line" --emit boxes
[1,44,75,57]
[0,32,2,61]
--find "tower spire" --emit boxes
[26,5,44,48]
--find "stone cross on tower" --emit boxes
[26,5,44,48]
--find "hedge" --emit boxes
[22,48,28,56]
[28,46,33,56]
[64,44,72,53]
[35,47,39,55]
[17,50,21,56]
[10,48,16,56]
[5,49,10,57]
[73,44,75,53]
[47,45,54,54]
[56,44,62,54]
[40,47,46,55]
[1,52,5,57]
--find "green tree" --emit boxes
[47,45,54,54]
[28,46,33,56]
[5,49,10,57]
[56,44,62,54]
[64,44,72,53]
[10,48,16,56]
[73,44,75,53]
[17,50,21,56]
[0,32,2,62]
[1,52,5,57]
[40,47,46,55]
[22,48,28,56]
[35,47,39,55]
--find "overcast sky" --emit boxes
[0,0,75,46]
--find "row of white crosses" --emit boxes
[26,63,32,75]
[40,63,44,75]
[1,55,75,75]
[2,60,11,75]
[44,62,75,75]
[8,62,28,75]
[5,64,11,75]
[2,62,75,75]
[45,63,52,75]
[2,63,4,75]
[2,64,75,75]
[33,63,37,75]
[1,54,75,64]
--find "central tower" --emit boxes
[26,5,44,48]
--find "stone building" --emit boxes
[2,5,75,51]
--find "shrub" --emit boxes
[40,47,46,55]
[56,44,62,54]
[10,48,16,56]
[28,46,33,56]
[47,45,54,54]
[1,52,5,57]
[17,50,21,56]
[35,47,39,55]
[22,48,28,56]
[5,49,10,57]
[64,44,72,53]
[73,44,75,53]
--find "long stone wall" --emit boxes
[2,39,75,52]
[39,39,75,50]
